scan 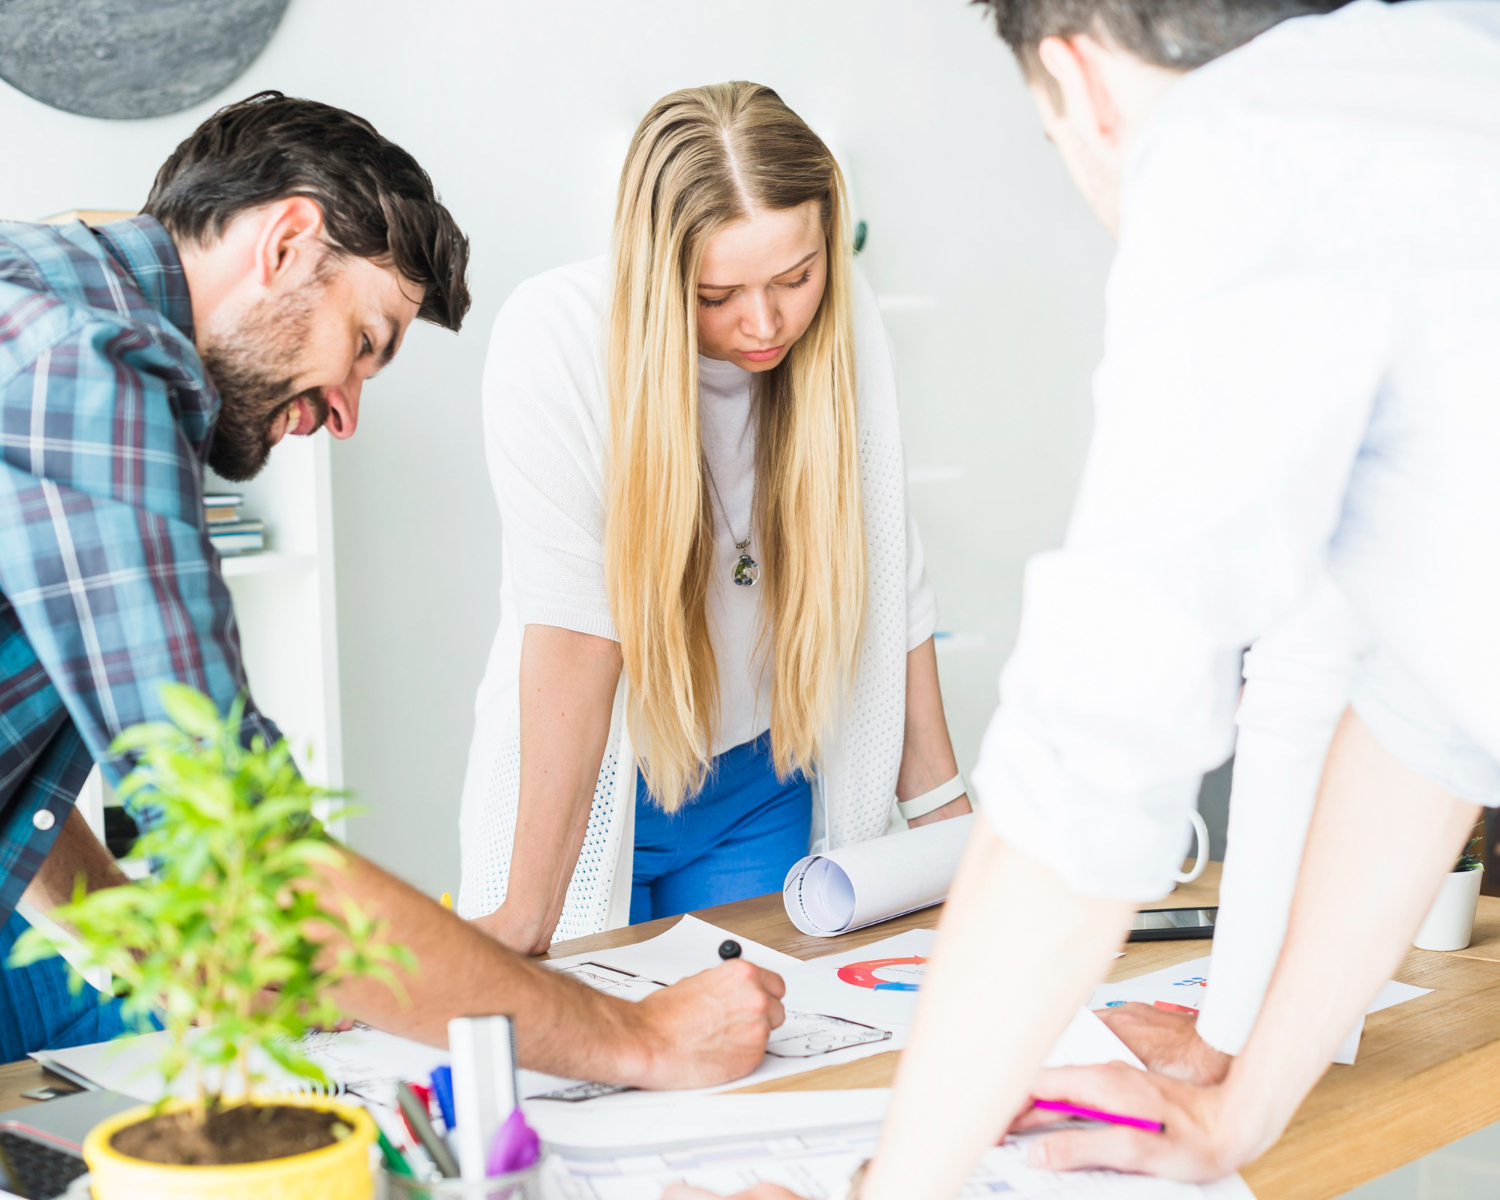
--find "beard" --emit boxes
[200,267,333,482]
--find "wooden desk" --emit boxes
[6,867,1499,1200]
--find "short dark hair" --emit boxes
[972,0,1355,73]
[144,91,470,332]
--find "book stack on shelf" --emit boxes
[204,492,266,557]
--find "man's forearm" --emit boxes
[1221,710,1479,1159]
[22,807,129,912]
[317,850,786,1091]
[319,851,644,1077]
[863,821,1133,1200]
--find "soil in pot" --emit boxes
[110,1104,350,1166]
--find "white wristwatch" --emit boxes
[896,772,968,821]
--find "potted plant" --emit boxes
[1413,828,1486,952]
[12,685,412,1200]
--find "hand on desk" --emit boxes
[1014,1061,1243,1183]
[469,901,553,956]
[663,1187,801,1200]
[1095,1002,1231,1085]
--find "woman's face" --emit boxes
[695,199,826,373]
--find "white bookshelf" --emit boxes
[77,431,346,845]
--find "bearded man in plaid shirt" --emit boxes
[0,93,785,1081]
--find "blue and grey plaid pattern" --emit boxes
[0,216,279,925]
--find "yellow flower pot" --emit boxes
[81,1094,375,1200]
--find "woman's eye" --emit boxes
[785,270,813,289]
[698,295,728,309]
[361,334,373,356]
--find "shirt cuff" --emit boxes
[971,710,1202,901]
[906,589,939,653]
[513,603,619,643]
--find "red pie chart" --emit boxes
[837,955,927,992]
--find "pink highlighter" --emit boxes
[1031,1099,1166,1134]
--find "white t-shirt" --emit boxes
[698,354,773,754]
[972,0,1500,901]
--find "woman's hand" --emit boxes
[663,1187,804,1200]
[1012,1062,1254,1183]
[468,901,553,956]
[907,793,972,828]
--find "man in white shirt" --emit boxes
[672,3,1497,1196]
[846,0,1500,1193]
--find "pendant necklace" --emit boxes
[705,462,760,587]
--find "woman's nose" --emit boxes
[742,293,779,342]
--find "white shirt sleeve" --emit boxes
[482,266,619,642]
[970,108,1392,899]
[1194,578,1371,1056]
[905,507,939,652]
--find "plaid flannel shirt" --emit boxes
[0,215,279,925]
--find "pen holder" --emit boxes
[379,1165,542,1200]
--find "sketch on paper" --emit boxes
[766,1012,893,1059]
[557,961,669,1001]
[528,1079,636,1104]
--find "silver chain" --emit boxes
[704,460,753,551]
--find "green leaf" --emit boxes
[54,686,412,1117]
[158,683,224,739]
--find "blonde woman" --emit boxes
[458,82,970,953]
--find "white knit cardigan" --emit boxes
[456,257,937,940]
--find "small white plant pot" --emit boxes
[1414,867,1484,952]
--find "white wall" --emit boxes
[0,0,1113,897]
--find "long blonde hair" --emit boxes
[605,81,866,812]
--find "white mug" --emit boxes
[1173,810,1211,886]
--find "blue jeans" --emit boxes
[0,910,139,1063]
[631,730,812,923]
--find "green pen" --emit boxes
[377,1126,415,1177]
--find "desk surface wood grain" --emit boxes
[5,866,1497,1200]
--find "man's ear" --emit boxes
[249,196,327,289]
[1036,34,1122,146]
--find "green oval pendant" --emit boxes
[733,553,760,587]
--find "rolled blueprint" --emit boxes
[783,813,975,936]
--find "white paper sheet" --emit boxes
[541,1108,1254,1199]
[1088,956,1432,1065]
[527,1088,892,1147]
[521,916,905,1105]
[782,815,974,935]
[33,1026,450,1109]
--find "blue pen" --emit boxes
[431,1065,457,1131]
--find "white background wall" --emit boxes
[0,0,1115,897]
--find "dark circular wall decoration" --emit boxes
[0,0,289,120]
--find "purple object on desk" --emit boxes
[1032,1099,1165,1133]
[486,1106,541,1176]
